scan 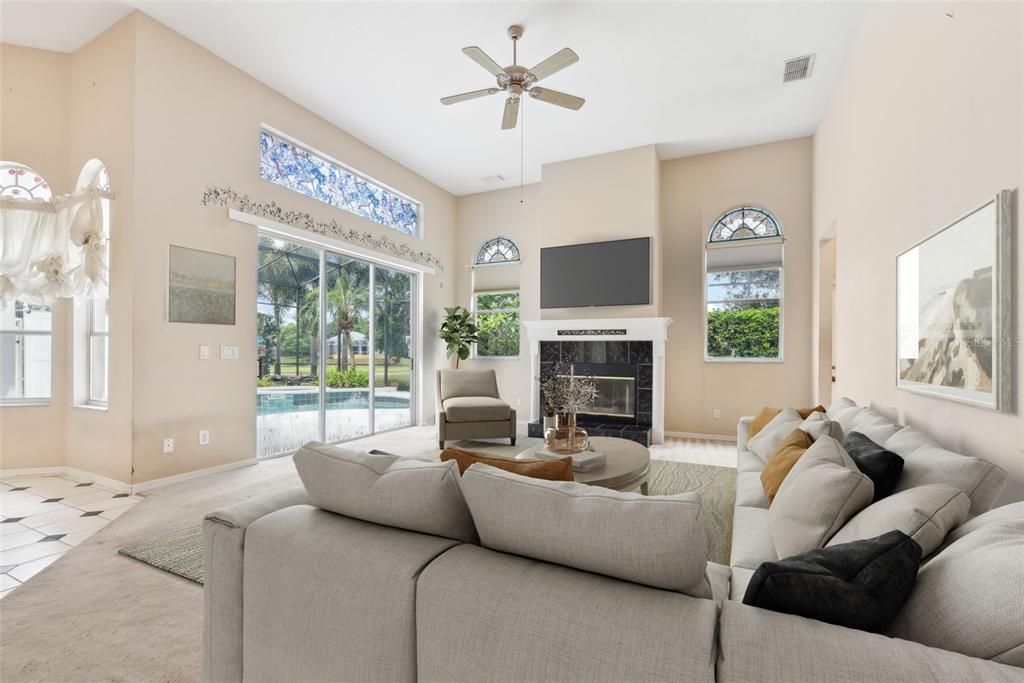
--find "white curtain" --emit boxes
[0,168,111,308]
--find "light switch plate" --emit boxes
[220,346,239,360]
[198,430,210,446]
[199,345,210,360]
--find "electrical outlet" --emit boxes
[198,430,210,446]
[713,408,721,419]
[163,438,175,454]
[199,345,210,360]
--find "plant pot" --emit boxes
[543,413,589,454]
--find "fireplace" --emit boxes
[531,340,655,444]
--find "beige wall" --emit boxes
[1,13,457,483]
[0,45,71,469]
[457,139,813,435]
[128,15,456,483]
[661,138,814,436]
[812,2,1023,503]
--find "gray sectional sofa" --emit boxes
[203,398,1022,682]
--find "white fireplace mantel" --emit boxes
[523,318,672,443]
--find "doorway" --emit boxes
[256,233,416,458]
[817,237,837,406]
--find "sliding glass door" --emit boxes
[256,233,416,458]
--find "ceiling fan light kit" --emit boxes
[440,24,585,130]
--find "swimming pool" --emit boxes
[257,388,410,415]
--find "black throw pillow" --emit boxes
[842,431,904,502]
[742,530,921,633]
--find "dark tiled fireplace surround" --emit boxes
[527,340,654,445]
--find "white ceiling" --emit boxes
[2,2,865,196]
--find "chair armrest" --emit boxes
[737,417,754,451]
[202,486,310,682]
[718,601,1022,683]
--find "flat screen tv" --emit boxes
[541,237,651,309]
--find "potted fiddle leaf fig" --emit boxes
[439,306,479,368]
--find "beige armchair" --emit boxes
[436,369,516,450]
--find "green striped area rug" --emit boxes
[118,459,736,585]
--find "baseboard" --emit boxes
[130,458,257,494]
[663,431,737,443]
[0,466,131,493]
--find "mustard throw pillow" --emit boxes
[750,405,826,438]
[761,428,814,503]
[441,447,574,482]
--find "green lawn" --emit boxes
[265,354,411,389]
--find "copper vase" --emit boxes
[543,413,590,454]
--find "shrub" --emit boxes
[707,307,780,358]
[326,367,370,388]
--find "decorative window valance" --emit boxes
[0,161,112,308]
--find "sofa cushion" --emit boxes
[829,405,865,434]
[718,601,1024,683]
[441,447,572,480]
[887,518,1024,666]
[706,561,732,606]
[442,396,511,422]
[932,501,1024,558]
[747,408,803,462]
[438,369,499,401]
[827,484,970,557]
[416,544,719,683]
[825,396,856,415]
[883,425,939,456]
[737,449,766,473]
[799,411,844,442]
[846,407,902,444]
[729,566,755,601]
[293,442,477,543]
[744,530,921,633]
[736,470,770,509]
[769,437,874,559]
[894,445,1007,515]
[841,431,904,502]
[460,464,709,596]
[759,428,812,504]
[749,405,825,438]
[730,505,777,570]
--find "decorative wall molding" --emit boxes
[201,186,444,272]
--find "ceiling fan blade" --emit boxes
[440,88,500,105]
[462,46,507,77]
[501,97,520,130]
[528,87,585,110]
[527,48,579,81]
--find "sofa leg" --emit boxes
[510,437,516,447]
[439,440,445,450]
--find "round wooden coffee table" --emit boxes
[517,436,651,493]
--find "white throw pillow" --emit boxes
[826,396,856,416]
[799,411,843,442]
[847,407,902,444]
[883,425,939,456]
[887,519,1024,666]
[830,405,866,434]
[769,437,874,559]
[894,445,1007,515]
[747,407,803,462]
[827,484,970,556]
[460,464,711,597]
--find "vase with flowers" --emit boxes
[539,361,599,454]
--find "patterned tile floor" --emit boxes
[0,475,142,599]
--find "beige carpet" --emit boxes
[0,429,735,682]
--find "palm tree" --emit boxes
[327,267,368,372]
[299,288,320,379]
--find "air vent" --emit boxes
[480,174,506,185]
[783,54,815,82]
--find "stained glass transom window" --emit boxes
[1,163,52,200]
[259,129,420,237]
[474,237,520,264]
[708,207,780,243]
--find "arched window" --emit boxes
[708,206,780,243]
[471,237,521,358]
[474,236,520,265]
[704,206,783,361]
[0,162,52,200]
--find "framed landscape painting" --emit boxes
[896,190,1012,411]
[168,245,237,325]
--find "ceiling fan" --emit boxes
[440,25,585,130]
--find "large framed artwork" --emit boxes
[168,245,237,325]
[896,190,1013,411]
